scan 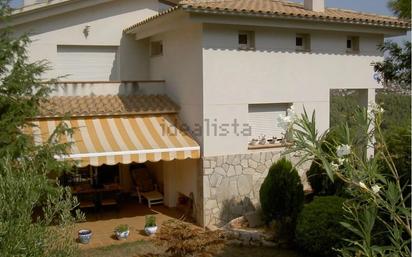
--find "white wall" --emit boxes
[12,0,158,81]
[162,159,199,207]
[148,23,204,146]
[202,24,383,156]
[175,159,199,199]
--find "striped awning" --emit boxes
[28,114,200,167]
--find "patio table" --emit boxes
[72,184,122,194]
[72,184,123,210]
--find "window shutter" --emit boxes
[248,104,289,140]
[56,45,119,81]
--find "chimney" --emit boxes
[304,0,325,12]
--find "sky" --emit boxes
[10,0,410,41]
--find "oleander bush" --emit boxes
[330,91,411,199]
[285,106,411,256]
[296,196,348,257]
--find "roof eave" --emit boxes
[124,5,181,33]
[125,4,410,36]
[182,6,411,31]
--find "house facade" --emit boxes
[9,0,409,227]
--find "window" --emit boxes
[296,34,311,52]
[150,41,163,56]
[346,38,352,49]
[238,31,255,50]
[56,45,119,81]
[248,103,292,146]
[346,36,359,53]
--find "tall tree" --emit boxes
[0,0,53,157]
[373,0,411,90]
[388,0,411,19]
[374,41,411,89]
[0,1,82,256]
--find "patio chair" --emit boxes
[130,166,164,208]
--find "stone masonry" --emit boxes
[202,149,310,227]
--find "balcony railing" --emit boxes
[43,80,166,96]
[42,80,165,85]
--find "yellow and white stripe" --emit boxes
[28,115,200,167]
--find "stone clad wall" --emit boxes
[202,149,310,227]
[202,150,280,227]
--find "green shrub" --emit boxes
[307,160,335,195]
[376,92,411,130]
[259,158,304,224]
[306,131,344,196]
[330,91,359,128]
[307,159,344,196]
[377,93,411,191]
[296,196,349,257]
[381,126,411,205]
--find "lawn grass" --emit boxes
[81,240,302,257]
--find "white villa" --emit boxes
[8,0,409,227]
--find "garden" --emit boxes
[77,89,410,257]
[79,90,410,257]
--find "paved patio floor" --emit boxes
[74,199,188,249]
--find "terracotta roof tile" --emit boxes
[125,0,410,31]
[37,95,179,118]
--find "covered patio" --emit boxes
[28,94,202,245]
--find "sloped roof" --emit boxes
[125,0,410,32]
[37,95,179,118]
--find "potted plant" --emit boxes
[144,215,157,236]
[267,136,277,144]
[114,224,130,240]
[258,135,266,145]
[249,138,258,146]
[78,229,92,244]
